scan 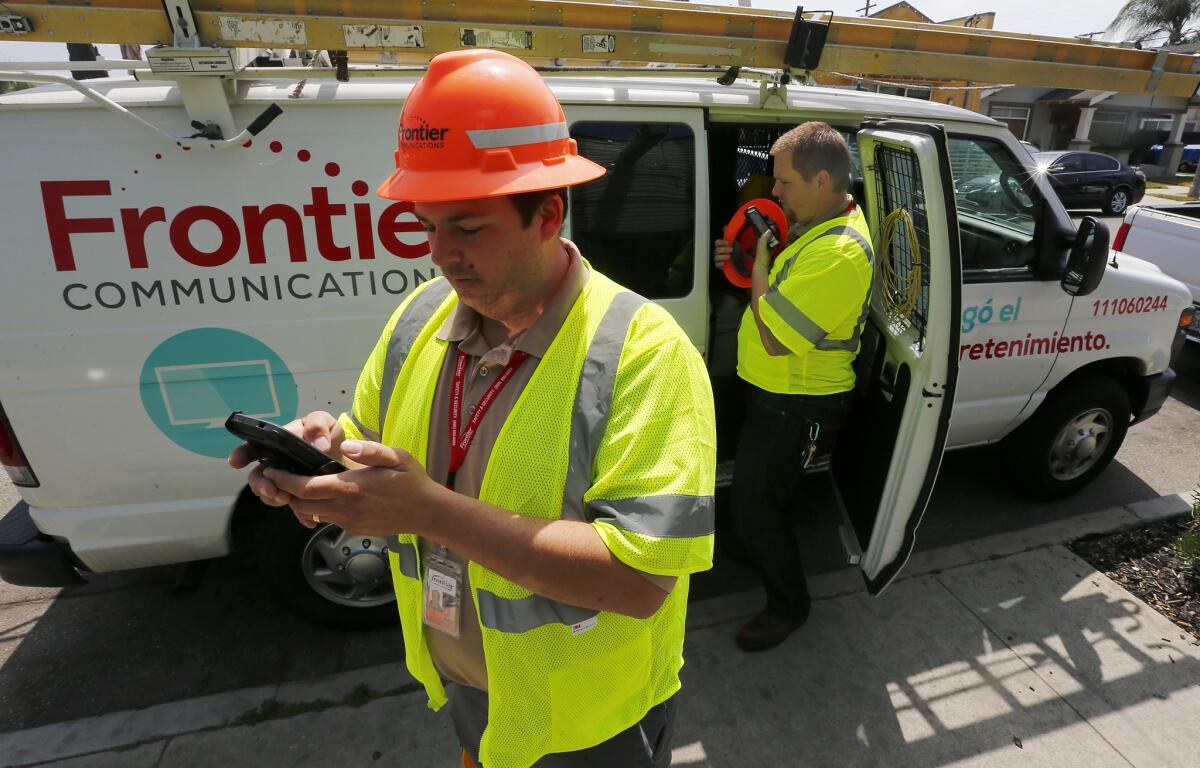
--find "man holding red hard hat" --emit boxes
[713,122,874,653]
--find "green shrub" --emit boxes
[1175,486,1200,562]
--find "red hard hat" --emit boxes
[722,199,789,288]
[377,49,605,202]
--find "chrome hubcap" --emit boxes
[1048,408,1112,481]
[1111,191,1127,212]
[301,525,395,608]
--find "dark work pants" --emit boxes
[732,386,852,621]
[451,684,677,767]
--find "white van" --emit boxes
[0,70,1191,626]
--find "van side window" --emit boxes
[947,136,1043,282]
[568,122,696,298]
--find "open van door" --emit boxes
[832,120,962,596]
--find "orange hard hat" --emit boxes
[722,198,789,288]
[377,49,605,202]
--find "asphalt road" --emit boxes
[1,320,1197,736]
[1074,189,1188,232]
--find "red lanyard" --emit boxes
[446,348,528,488]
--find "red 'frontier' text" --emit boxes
[960,331,1109,361]
[41,180,430,271]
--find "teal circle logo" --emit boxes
[140,328,298,458]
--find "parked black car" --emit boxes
[1033,151,1146,215]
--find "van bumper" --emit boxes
[1132,368,1176,425]
[0,502,86,587]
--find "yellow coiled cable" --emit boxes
[877,207,922,323]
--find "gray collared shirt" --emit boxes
[426,239,589,499]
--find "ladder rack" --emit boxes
[2,0,1199,97]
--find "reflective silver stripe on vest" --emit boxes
[561,291,649,523]
[476,588,598,634]
[589,494,715,538]
[771,225,874,290]
[389,537,419,579]
[817,293,873,352]
[466,121,569,150]
[830,277,878,354]
[347,412,381,442]
[474,291,646,634]
[768,225,875,353]
[762,291,831,349]
[378,279,454,437]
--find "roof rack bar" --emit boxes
[0,60,145,71]
[0,69,284,149]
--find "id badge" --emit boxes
[422,554,463,639]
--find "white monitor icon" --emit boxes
[155,359,282,428]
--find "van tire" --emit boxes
[1006,377,1131,499]
[1102,186,1131,216]
[259,507,399,630]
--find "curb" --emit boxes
[2,491,1193,767]
[0,664,418,768]
[687,491,1193,631]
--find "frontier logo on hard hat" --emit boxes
[399,116,449,150]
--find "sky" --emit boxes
[0,0,1143,64]
[727,0,1136,40]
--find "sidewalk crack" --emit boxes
[151,738,170,768]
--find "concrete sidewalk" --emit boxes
[3,494,1197,768]
[1142,184,1198,204]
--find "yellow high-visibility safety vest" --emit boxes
[737,207,875,395]
[338,270,716,768]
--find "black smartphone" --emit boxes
[744,205,781,250]
[225,412,347,476]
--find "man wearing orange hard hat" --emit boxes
[231,49,715,768]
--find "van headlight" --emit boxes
[1181,305,1198,333]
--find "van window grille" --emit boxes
[733,127,784,185]
[872,144,931,348]
[731,126,863,188]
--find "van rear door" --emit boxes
[832,120,962,596]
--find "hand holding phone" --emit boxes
[744,205,781,251]
[225,412,347,476]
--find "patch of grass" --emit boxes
[1177,530,1200,560]
[234,681,422,727]
[1146,181,1171,189]
[235,696,338,727]
[343,682,376,708]
[1153,192,1200,203]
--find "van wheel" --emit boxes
[259,507,398,629]
[1005,377,1130,499]
[1102,187,1131,215]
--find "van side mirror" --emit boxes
[1060,217,1110,297]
